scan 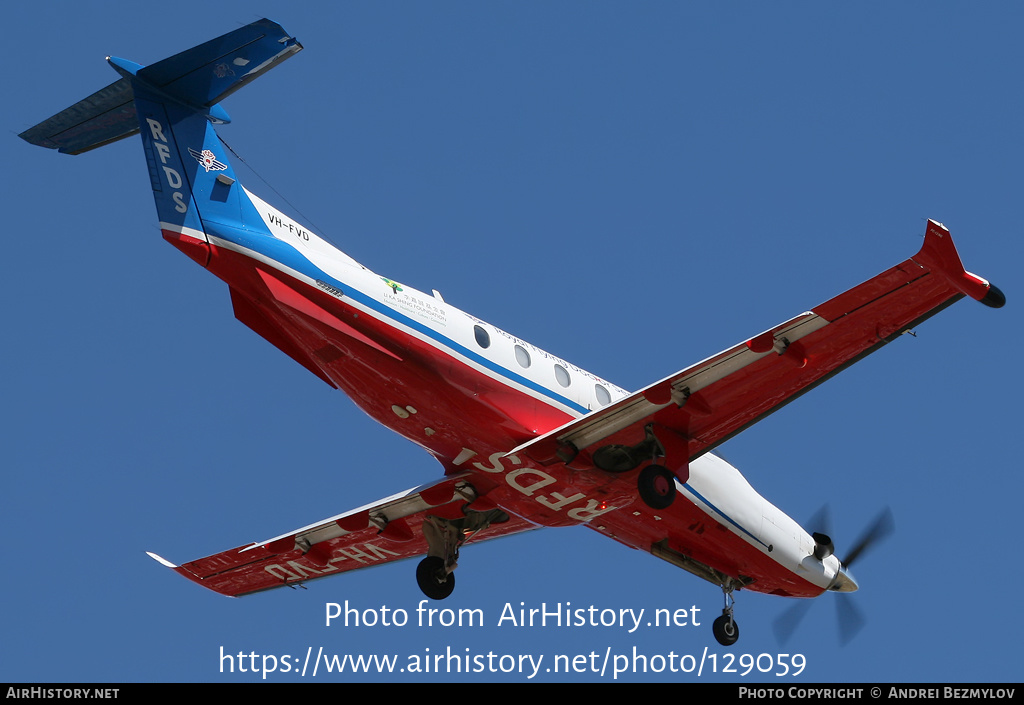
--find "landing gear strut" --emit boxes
[712,585,740,646]
[414,506,509,600]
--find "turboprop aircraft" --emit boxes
[20,19,1005,647]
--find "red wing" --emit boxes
[148,473,536,597]
[512,220,1004,470]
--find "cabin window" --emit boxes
[595,384,611,406]
[515,345,531,368]
[554,364,571,388]
[473,325,491,349]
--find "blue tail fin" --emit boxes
[20,19,301,264]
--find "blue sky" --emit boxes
[4,2,1021,683]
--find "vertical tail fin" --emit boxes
[131,93,230,265]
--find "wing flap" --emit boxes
[512,311,827,465]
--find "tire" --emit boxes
[416,556,455,600]
[637,464,676,509]
[713,614,739,646]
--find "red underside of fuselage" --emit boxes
[163,230,824,599]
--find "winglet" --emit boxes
[915,220,1005,308]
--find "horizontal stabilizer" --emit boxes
[20,18,301,155]
[19,78,137,154]
[131,18,302,110]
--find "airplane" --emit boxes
[19,18,1005,647]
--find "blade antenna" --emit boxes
[218,134,337,247]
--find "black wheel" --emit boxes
[637,464,676,509]
[416,556,455,600]
[713,614,740,646]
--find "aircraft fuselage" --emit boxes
[166,188,837,600]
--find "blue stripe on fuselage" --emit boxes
[679,480,767,549]
[208,222,590,415]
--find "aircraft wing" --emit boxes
[148,473,536,597]
[510,221,1004,473]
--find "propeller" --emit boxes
[773,506,894,646]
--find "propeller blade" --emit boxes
[842,507,895,568]
[836,596,866,645]
[773,599,813,645]
[807,503,832,536]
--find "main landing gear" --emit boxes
[414,506,509,600]
[591,424,684,510]
[712,585,740,646]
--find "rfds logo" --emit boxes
[188,147,227,172]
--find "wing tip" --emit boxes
[147,551,244,597]
[918,219,1004,307]
[145,551,178,568]
[980,282,1006,309]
